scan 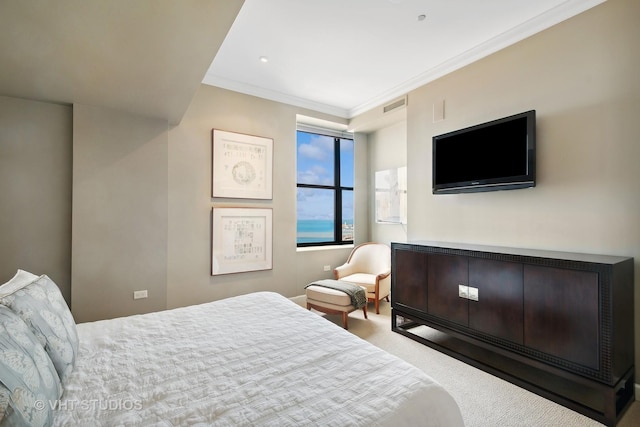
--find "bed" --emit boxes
[1,271,464,426]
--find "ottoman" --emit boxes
[305,279,368,329]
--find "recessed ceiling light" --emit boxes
[259,56,269,63]
[418,14,426,21]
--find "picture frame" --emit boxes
[211,207,273,275]
[212,129,273,199]
[375,166,407,224]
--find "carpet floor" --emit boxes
[297,297,640,427]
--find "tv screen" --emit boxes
[432,110,536,194]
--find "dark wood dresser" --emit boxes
[391,241,634,426]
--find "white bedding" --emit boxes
[54,292,463,426]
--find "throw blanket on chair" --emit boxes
[305,279,367,309]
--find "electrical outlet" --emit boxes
[133,290,148,300]
[323,265,331,272]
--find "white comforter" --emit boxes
[54,292,463,426]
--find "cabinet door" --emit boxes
[428,254,468,326]
[392,248,428,312]
[468,258,523,344]
[523,265,599,370]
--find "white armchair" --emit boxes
[334,242,391,314]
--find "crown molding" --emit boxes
[201,74,351,118]
[203,0,605,120]
[348,0,606,118]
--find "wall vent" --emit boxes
[382,97,406,114]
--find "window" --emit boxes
[296,129,354,247]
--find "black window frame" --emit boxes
[296,130,354,247]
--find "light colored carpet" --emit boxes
[294,296,640,427]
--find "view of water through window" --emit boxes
[296,130,353,245]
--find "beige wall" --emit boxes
[406,0,638,251]
[71,105,168,322]
[368,121,408,245]
[365,0,640,371]
[166,86,367,309]
[0,96,72,303]
[2,86,368,322]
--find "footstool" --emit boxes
[305,279,368,329]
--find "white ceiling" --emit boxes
[0,1,604,125]
[203,0,605,119]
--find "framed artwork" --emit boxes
[375,166,407,224]
[212,129,273,199]
[211,207,273,275]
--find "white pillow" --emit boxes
[0,275,79,382]
[0,304,62,426]
[0,270,39,297]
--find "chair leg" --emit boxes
[362,305,368,319]
[374,284,380,314]
[385,296,390,302]
[342,312,348,329]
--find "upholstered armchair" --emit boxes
[334,242,391,314]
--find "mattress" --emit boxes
[54,292,463,426]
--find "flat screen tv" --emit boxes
[432,110,536,194]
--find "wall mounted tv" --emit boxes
[432,110,536,194]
